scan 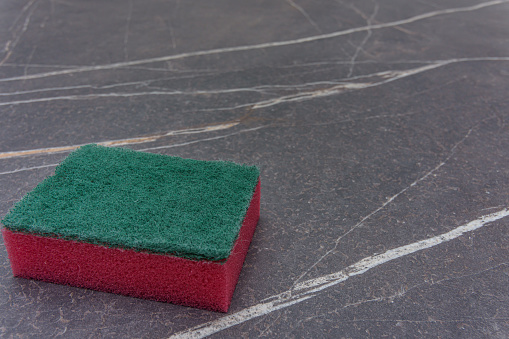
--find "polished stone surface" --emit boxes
[1,0,509,337]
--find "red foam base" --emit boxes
[2,180,260,313]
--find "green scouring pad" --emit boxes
[1,144,261,312]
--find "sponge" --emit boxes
[1,144,260,312]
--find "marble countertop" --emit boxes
[1,0,508,337]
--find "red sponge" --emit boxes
[1,145,261,312]
[2,180,260,312]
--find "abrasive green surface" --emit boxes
[2,144,260,261]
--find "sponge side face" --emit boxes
[2,180,260,312]
[2,144,260,261]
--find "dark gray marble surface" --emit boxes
[1,0,509,338]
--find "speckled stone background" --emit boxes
[1,0,509,338]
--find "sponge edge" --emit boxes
[2,180,260,312]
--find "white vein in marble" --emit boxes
[2,58,507,111]
[169,208,509,339]
[0,122,239,160]
[0,0,506,83]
